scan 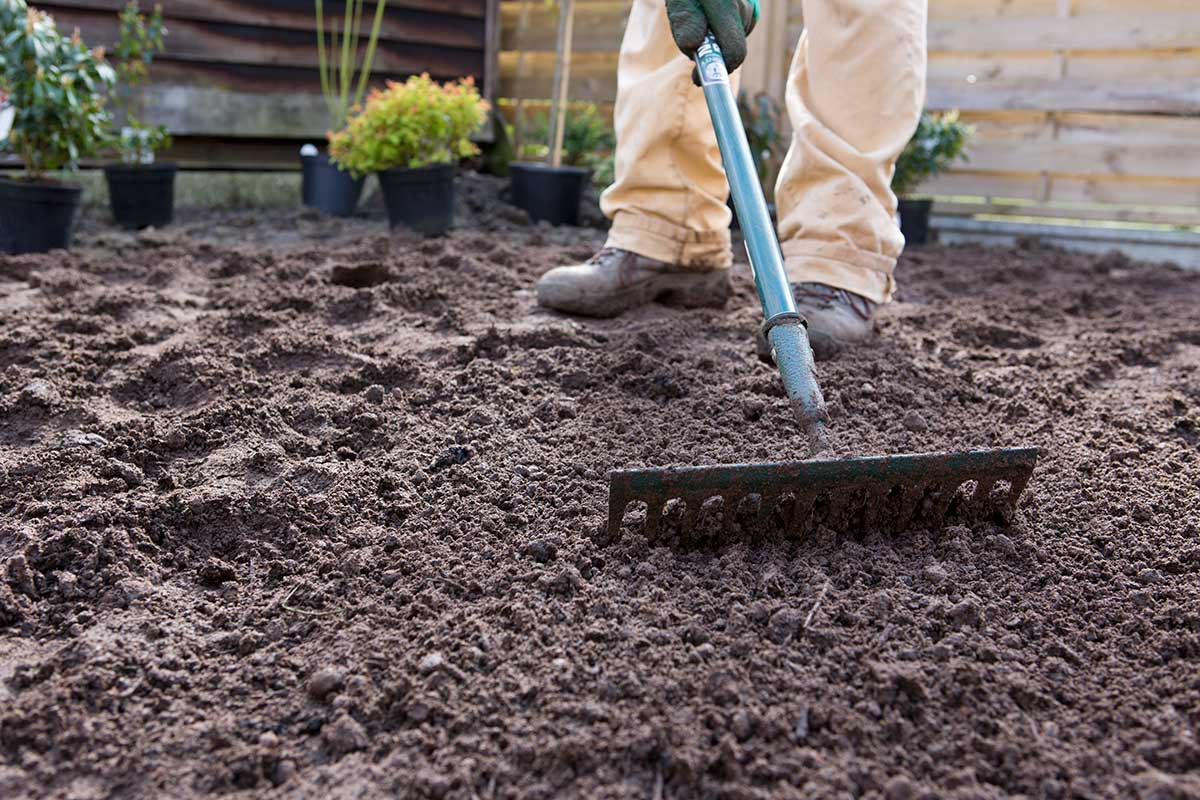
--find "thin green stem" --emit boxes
[338,0,356,126]
[353,0,388,108]
[316,0,335,123]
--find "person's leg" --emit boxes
[600,0,740,268]
[774,0,927,318]
[537,0,740,317]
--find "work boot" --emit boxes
[536,247,729,318]
[757,282,877,362]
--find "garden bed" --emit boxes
[1,175,1198,798]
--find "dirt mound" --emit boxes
[2,186,1199,798]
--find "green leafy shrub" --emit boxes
[519,102,615,169]
[0,0,116,180]
[328,74,488,177]
[892,110,972,198]
[112,1,171,164]
[315,0,388,132]
[517,102,615,190]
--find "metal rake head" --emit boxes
[605,448,1038,546]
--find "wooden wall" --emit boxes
[34,0,494,168]
[500,0,1200,228]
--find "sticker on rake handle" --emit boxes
[696,40,728,86]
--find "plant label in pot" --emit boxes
[0,96,13,141]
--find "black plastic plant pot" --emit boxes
[377,163,455,236]
[0,176,83,254]
[898,198,933,246]
[510,162,590,226]
[300,154,365,217]
[104,163,177,230]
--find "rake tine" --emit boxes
[974,478,997,519]
[757,492,781,534]
[680,493,704,545]
[790,492,812,537]
[721,495,736,537]
[645,500,663,539]
[862,486,889,531]
[607,494,627,542]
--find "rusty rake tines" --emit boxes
[605,448,1039,545]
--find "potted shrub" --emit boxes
[0,0,115,254]
[511,101,613,226]
[104,1,174,230]
[301,0,388,217]
[328,73,488,235]
[892,110,972,246]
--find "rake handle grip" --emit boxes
[694,33,830,450]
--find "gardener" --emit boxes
[536,0,926,359]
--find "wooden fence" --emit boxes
[32,0,495,168]
[500,0,1200,229]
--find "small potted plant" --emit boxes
[301,0,389,216]
[104,1,174,230]
[328,73,488,235]
[511,101,613,226]
[0,0,115,254]
[892,110,972,246]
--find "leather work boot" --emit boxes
[757,282,877,362]
[536,247,730,318]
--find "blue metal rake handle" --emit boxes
[694,34,831,450]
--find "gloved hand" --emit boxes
[665,0,759,82]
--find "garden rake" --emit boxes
[604,34,1038,545]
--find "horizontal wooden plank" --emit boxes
[37,1,487,47]
[1065,49,1200,80]
[924,171,1048,201]
[928,77,1200,113]
[52,9,484,76]
[143,84,330,138]
[928,14,1200,52]
[925,170,1200,213]
[42,0,488,23]
[1046,174,1200,208]
[933,200,1200,227]
[500,1,627,52]
[927,0,1057,21]
[499,51,619,103]
[956,111,1200,179]
[162,136,312,169]
[1071,0,1197,13]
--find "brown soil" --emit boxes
[2,174,1199,799]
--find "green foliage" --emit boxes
[0,0,116,180]
[328,74,489,177]
[738,91,783,192]
[112,1,170,163]
[589,152,615,192]
[316,0,388,133]
[519,103,615,169]
[892,110,972,198]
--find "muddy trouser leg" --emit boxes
[774,0,928,304]
[599,0,740,269]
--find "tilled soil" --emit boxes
[2,174,1199,799]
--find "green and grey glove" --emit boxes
[665,0,759,82]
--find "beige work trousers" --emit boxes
[600,0,928,303]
